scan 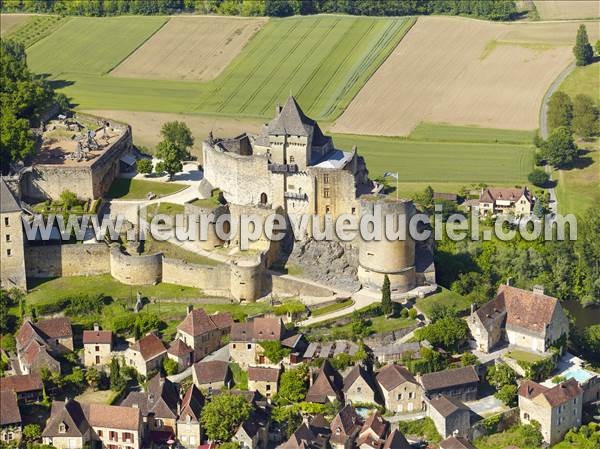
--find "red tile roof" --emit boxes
[168,339,193,357]
[132,334,167,361]
[83,330,112,345]
[248,366,280,383]
[88,403,140,430]
[230,317,284,342]
[499,285,560,334]
[177,309,232,337]
[439,436,477,449]
[518,378,582,407]
[193,360,230,384]
[0,390,21,425]
[0,374,43,393]
[35,317,73,339]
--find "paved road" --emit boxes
[539,62,575,216]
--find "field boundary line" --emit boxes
[106,17,170,76]
[238,16,323,114]
[322,16,417,121]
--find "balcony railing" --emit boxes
[268,163,298,173]
[284,192,308,201]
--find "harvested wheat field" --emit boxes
[333,16,599,136]
[111,16,266,81]
[0,13,31,36]
[534,1,599,20]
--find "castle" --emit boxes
[1,99,434,301]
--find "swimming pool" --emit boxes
[561,366,595,383]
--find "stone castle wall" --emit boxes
[162,258,230,296]
[109,246,162,285]
[25,243,110,278]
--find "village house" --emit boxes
[176,385,204,449]
[82,325,112,367]
[167,339,194,370]
[276,416,331,449]
[467,285,569,354]
[381,430,411,449]
[306,360,343,404]
[0,390,22,444]
[474,187,533,217]
[343,364,377,405]
[16,317,73,374]
[376,364,424,414]
[0,373,44,403]
[229,317,304,367]
[372,342,421,364]
[125,333,167,377]
[356,412,388,449]
[518,378,583,445]
[248,366,281,400]
[232,408,270,449]
[42,399,142,449]
[329,405,362,449]
[427,395,471,439]
[439,436,477,449]
[175,307,233,362]
[120,374,179,447]
[419,366,479,402]
[192,360,232,392]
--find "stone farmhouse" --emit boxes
[472,187,534,217]
[419,365,479,402]
[175,306,233,362]
[0,390,22,444]
[426,395,470,439]
[518,378,583,445]
[16,317,73,375]
[42,399,142,449]
[82,325,112,367]
[376,363,424,413]
[248,366,281,400]
[0,374,43,404]
[176,385,204,449]
[192,360,232,392]
[343,364,377,405]
[167,339,193,370]
[124,333,167,377]
[467,285,569,354]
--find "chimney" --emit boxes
[452,429,459,437]
[533,285,544,295]
[506,277,513,286]
[470,303,476,315]
[276,104,282,115]
[186,304,193,315]
[93,323,100,332]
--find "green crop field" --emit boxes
[27,15,414,121]
[408,123,535,145]
[27,16,167,75]
[332,132,534,187]
[3,14,67,48]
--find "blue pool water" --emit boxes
[561,366,594,383]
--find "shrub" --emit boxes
[162,357,179,376]
[136,158,153,175]
[527,169,549,187]
[408,308,418,319]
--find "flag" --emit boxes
[383,172,398,180]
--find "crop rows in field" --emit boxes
[4,14,67,48]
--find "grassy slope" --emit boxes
[105,178,185,199]
[27,16,167,75]
[27,15,413,121]
[415,287,472,317]
[558,62,600,105]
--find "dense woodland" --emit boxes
[1,0,519,20]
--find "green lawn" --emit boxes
[332,133,534,194]
[142,236,220,266]
[558,62,600,105]
[106,178,185,200]
[28,15,414,121]
[505,349,546,364]
[311,299,354,317]
[26,274,202,305]
[190,189,222,208]
[416,287,472,318]
[27,16,167,75]
[409,123,535,145]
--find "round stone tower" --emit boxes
[229,257,264,302]
[357,196,416,293]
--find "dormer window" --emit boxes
[289,156,295,163]
[59,423,67,434]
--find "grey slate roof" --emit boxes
[268,96,315,136]
[0,178,20,213]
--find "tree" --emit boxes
[413,185,434,213]
[460,352,479,367]
[547,91,573,131]
[259,340,291,364]
[22,424,41,443]
[527,169,549,187]
[542,126,578,168]
[415,316,469,353]
[486,363,517,389]
[200,393,252,442]
[572,94,598,138]
[218,443,241,449]
[573,24,593,66]
[274,364,308,406]
[381,274,392,315]
[162,357,179,376]
[85,367,100,390]
[160,121,194,157]
[60,190,79,209]
[136,158,153,175]
[495,384,517,406]
[533,199,543,218]
[109,357,123,390]
[155,140,184,180]
[596,40,600,55]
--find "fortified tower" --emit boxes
[357,196,416,293]
[0,178,27,290]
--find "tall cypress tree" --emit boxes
[381,274,392,315]
[573,25,593,66]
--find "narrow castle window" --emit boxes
[323,188,330,198]
[289,156,295,163]
[6,249,11,256]
[3,217,8,226]
[323,174,329,184]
